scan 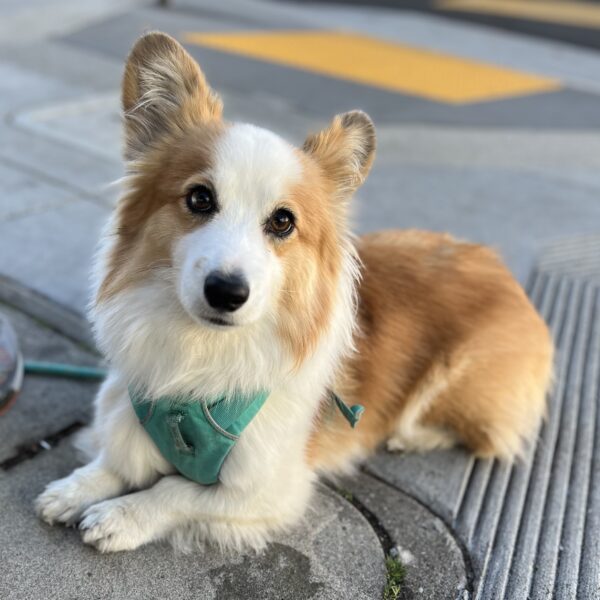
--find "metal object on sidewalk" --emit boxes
[0,311,107,416]
[0,313,24,415]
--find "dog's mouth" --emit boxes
[201,315,235,328]
[181,301,239,330]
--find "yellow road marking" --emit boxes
[184,30,560,104]
[438,0,600,29]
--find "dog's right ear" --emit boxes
[122,31,222,160]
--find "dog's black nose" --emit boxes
[204,271,249,312]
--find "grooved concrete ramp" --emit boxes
[367,239,600,598]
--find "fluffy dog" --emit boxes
[36,32,553,553]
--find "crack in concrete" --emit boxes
[0,420,83,470]
[361,466,476,597]
[326,478,395,555]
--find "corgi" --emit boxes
[35,32,554,553]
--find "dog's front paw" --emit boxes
[36,476,95,526]
[79,498,152,553]
[35,465,124,527]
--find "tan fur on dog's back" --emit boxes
[308,230,554,471]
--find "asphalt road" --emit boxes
[286,0,600,50]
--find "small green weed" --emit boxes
[383,555,406,600]
[337,488,354,502]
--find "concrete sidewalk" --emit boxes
[1,0,600,598]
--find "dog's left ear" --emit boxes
[122,31,222,160]
[303,111,376,199]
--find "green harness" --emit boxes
[130,388,364,485]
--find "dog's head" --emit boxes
[94,32,375,390]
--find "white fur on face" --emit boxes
[174,124,301,328]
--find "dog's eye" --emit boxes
[186,185,215,215]
[266,209,295,238]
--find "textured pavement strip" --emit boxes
[1,0,600,597]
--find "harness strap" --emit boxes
[330,391,365,428]
[129,387,364,486]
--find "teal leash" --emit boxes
[24,361,107,381]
